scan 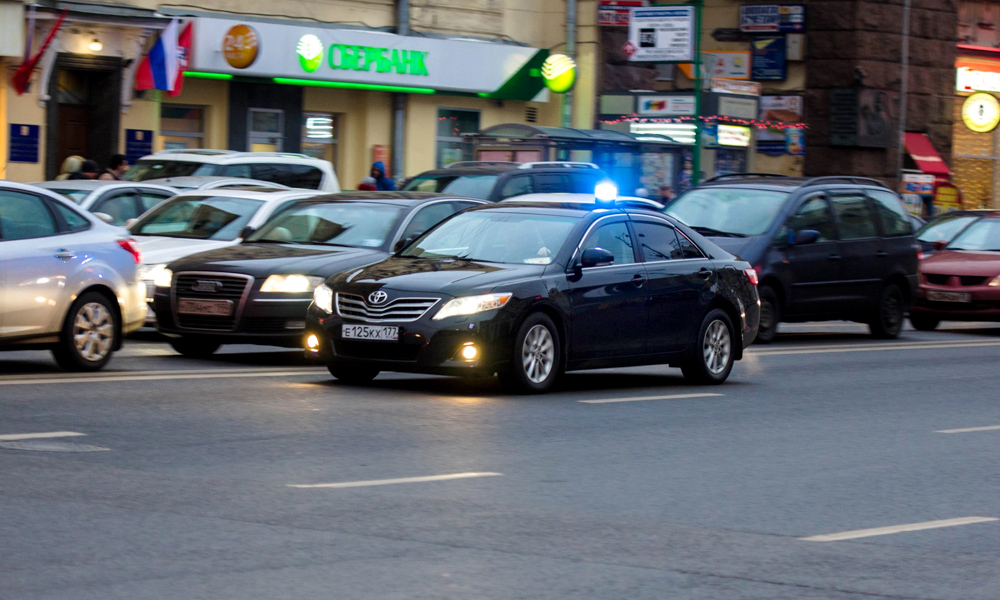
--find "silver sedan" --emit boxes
[0,181,146,370]
[34,180,178,226]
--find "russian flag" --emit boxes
[136,19,179,92]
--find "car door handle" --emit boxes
[828,253,842,262]
[875,250,889,258]
[697,268,713,280]
[55,250,77,260]
[631,273,647,288]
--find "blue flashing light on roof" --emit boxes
[594,181,618,204]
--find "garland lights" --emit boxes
[600,115,810,130]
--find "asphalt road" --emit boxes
[1,322,999,600]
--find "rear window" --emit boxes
[129,195,263,240]
[665,187,790,237]
[402,174,499,199]
[126,160,219,181]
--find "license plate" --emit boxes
[342,324,399,341]
[926,290,971,303]
[177,298,233,316]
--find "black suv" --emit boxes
[665,175,919,342]
[401,161,608,201]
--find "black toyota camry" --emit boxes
[151,192,484,356]
[305,198,761,393]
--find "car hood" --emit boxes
[134,235,237,266]
[339,256,545,296]
[920,249,1000,276]
[166,243,385,278]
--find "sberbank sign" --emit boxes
[297,34,429,76]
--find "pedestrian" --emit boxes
[99,154,129,180]
[370,161,395,191]
[67,159,100,180]
[55,155,85,180]
[357,176,377,191]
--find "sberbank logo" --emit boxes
[297,35,323,73]
[542,54,576,93]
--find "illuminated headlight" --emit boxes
[153,267,173,288]
[433,293,512,320]
[261,274,324,293]
[139,263,166,282]
[313,284,334,314]
[989,275,1000,287]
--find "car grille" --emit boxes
[334,340,422,362]
[924,274,989,286]
[174,273,252,331]
[924,274,950,285]
[336,293,438,323]
[960,276,988,286]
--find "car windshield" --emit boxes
[917,214,980,243]
[401,174,499,199]
[665,188,790,237]
[248,202,404,248]
[47,189,89,204]
[400,209,578,265]
[946,218,1000,251]
[125,160,218,181]
[130,196,263,240]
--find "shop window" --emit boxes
[301,112,338,165]
[160,105,205,150]
[437,109,479,167]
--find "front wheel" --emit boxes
[52,292,120,371]
[909,314,940,331]
[497,313,561,394]
[168,337,221,358]
[681,309,735,385]
[327,361,379,384]
[869,283,904,339]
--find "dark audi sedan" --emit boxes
[305,199,760,393]
[152,192,483,355]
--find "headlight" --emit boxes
[261,274,324,293]
[313,284,334,314]
[139,263,166,282]
[989,275,1000,287]
[432,293,512,320]
[154,267,173,288]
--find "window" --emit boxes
[497,175,534,199]
[665,188,790,237]
[92,193,139,226]
[249,202,405,248]
[674,230,704,259]
[160,105,205,150]
[401,174,499,199]
[400,202,466,241]
[786,196,836,242]
[634,221,680,261]
[868,190,912,236]
[51,201,91,232]
[582,221,636,265]
[0,191,58,240]
[138,191,172,212]
[436,109,479,167]
[568,172,605,194]
[535,174,568,193]
[301,112,337,165]
[831,194,878,239]
[132,196,264,240]
[249,164,323,189]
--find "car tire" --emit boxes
[327,361,379,384]
[869,283,904,339]
[909,314,940,331]
[755,285,780,344]
[168,337,221,358]
[51,292,119,372]
[681,309,735,385]
[497,312,561,394]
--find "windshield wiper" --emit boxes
[691,226,746,238]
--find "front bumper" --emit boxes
[910,283,1000,320]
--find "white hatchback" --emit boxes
[125,150,340,192]
[0,181,146,370]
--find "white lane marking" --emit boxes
[0,431,86,441]
[937,425,1000,434]
[0,369,322,386]
[751,340,1000,357]
[288,472,503,489]
[579,393,723,404]
[800,517,999,542]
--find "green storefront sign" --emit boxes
[297,35,429,76]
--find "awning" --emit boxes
[904,132,951,176]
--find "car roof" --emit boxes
[35,180,175,191]
[412,162,606,178]
[136,150,329,166]
[284,191,480,207]
[694,174,893,192]
[142,176,286,189]
[169,189,320,203]
[507,193,665,210]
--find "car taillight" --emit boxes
[744,268,759,286]
[917,251,925,260]
[117,238,142,264]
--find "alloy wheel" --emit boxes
[702,319,732,375]
[73,302,114,362]
[521,324,555,384]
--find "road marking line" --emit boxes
[0,431,86,441]
[800,517,998,542]
[579,393,723,404]
[0,370,323,386]
[288,472,503,489]
[751,340,1000,357]
[937,425,1000,434]
[2,367,321,380]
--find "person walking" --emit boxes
[56,155,85,180]
[67,159,100,180]
[370,161,395,191]
[99,154,129,180]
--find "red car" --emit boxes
[910,216,1000,330]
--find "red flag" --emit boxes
[11,10,68,95]
[168,22,193,97]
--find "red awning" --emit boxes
[904,132,951,176]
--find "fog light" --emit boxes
[461,344,478,360]
[306,334,320,352]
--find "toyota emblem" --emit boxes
[368,290,388,305]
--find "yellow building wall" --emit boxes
[3,65,48,182]
[303,86,393,188]
[120,96,159,154]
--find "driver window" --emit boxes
[581,221,636,266]
[785,196,835,242]
[498,176,534,200]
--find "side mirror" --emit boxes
[93,212,115,225]
[393,237,414,253]
[933,240,948,251]
[239,225,256,239]
[580,247,615,268]
[792,229,821,245]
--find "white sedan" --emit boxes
[34,180,178,226]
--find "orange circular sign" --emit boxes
[222,25,259,69]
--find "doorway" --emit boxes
[248,108,284,152]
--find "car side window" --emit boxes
[220,164,252,178]
[400,202,464,241]
[674,229,706,259]
[51,201,91,232]
[139,191,172,212]
[633,220,680,261]
[569,173,604,194]
[868,190,912,236]
[786,196,836,242]
[0,190,60,240]
[831,193,878,239]
[581,221,636,265]
[535,173,568,193]
[497,175,534,200]
[92,193,139,226]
